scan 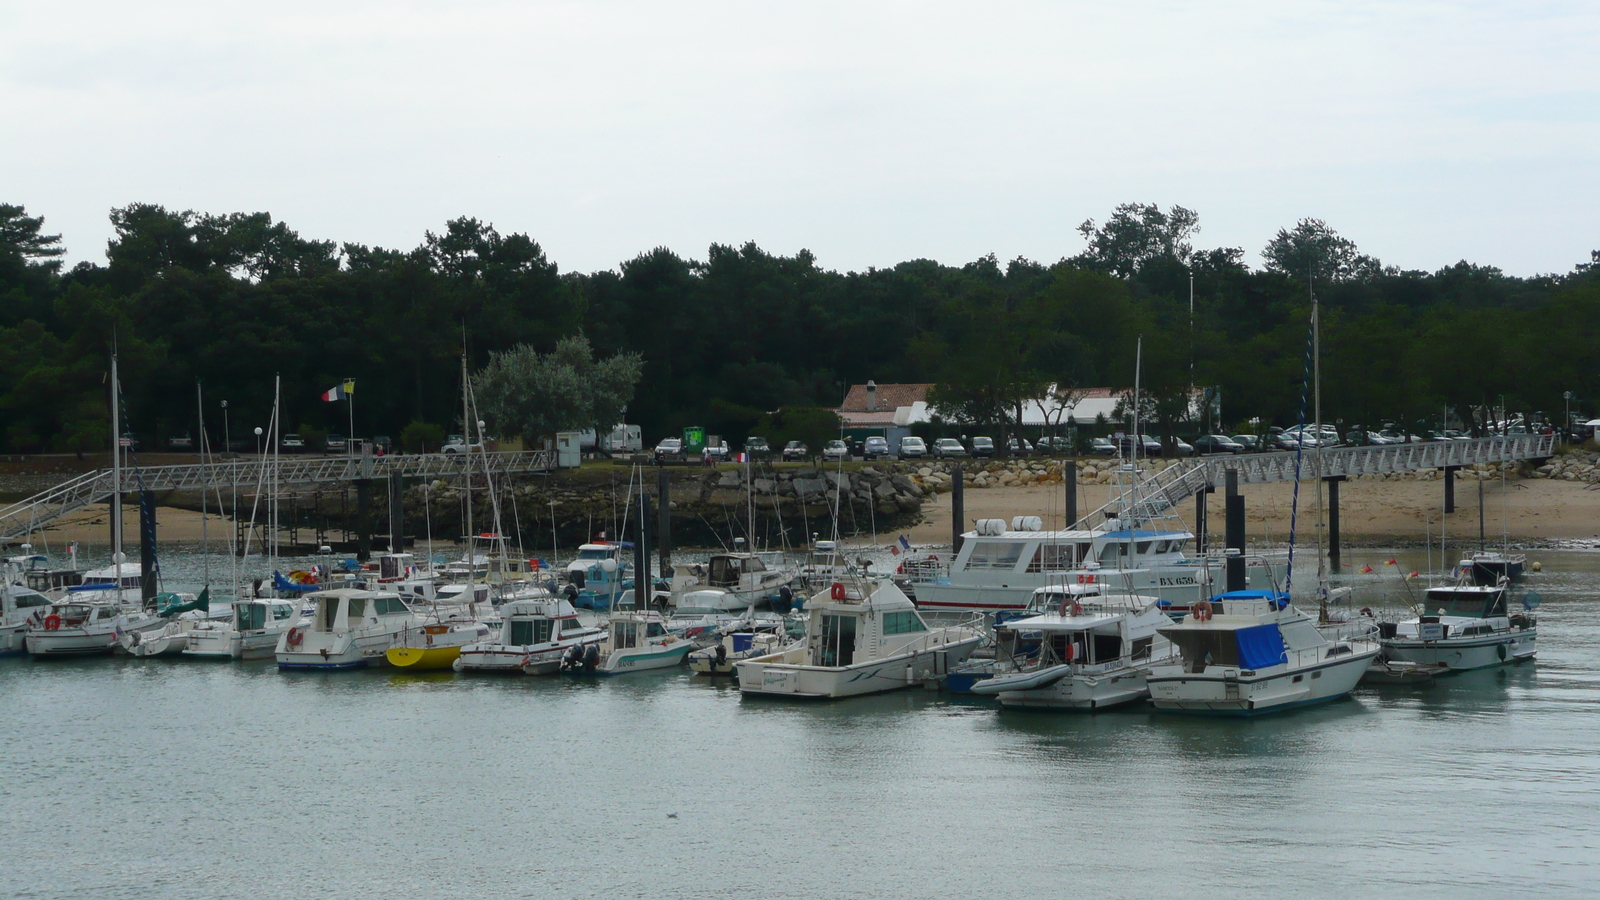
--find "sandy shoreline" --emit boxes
[8,475,1597,555]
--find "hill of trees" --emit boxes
[2,201,1596,454]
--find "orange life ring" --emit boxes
[830,582,846,601]
[1059,598,1082,617]
[286,627,304,647]
[43,614,62,630]
[1192,600,1213,622]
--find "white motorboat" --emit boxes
[564,541,635,610]
[566,610,693,674]
[795,539,851,593]
[1378,581,1536,671]
[274,589,423,670]
[1460,551,1528,585]
[688,615,799,676]
[455,594,604,675]
[1,578,53,656]
[60,561,147,605]
[971,586,1176,710]
[185,597,301,659]
[667,551,796,612]
[1146,590,1380,715]
[24,599,165,657]
[903,517,1237,615]
[737,577,985,699]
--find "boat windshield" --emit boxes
[1425,589,1506,618]
[236,603,268,630]
[577,548,614,560]
[509,618,555,645]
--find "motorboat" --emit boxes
[667,593,791,637]
[667,551,795,612]
[185,597,301,659]
[1145,590,1380,715]
[903,517,1234,614]
[118,592,216,657]
[795,540,850,593]
[24,598,165,657]
[564,542,635,610]
[274,589,424,670]
[385,610,494,670]
[1377,580,1536,671]
[455,594,604,674]
[61,561,147,605]
[970,586,1175,710]
[737,577,985,699]
[1459,551,1527,586]
[0,578,53,656]
[688,616,799,676]
[566,610,693,675]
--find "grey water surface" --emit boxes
[3,548,1598,899]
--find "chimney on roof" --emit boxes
[866,380,878,412]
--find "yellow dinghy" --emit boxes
[385,622,490,670]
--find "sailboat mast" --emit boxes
[461,349,474,554]
[110,350,123,566]
[1312,277,1326,588]
[198,382,209,587]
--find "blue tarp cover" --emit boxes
[1213,590,1290,610]
[1235,623,1287,670]
[273,571,322,593]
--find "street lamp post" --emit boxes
[254,426,263,457]
[1564,391,1575,441]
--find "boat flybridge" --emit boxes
[1378,579,1536,671]
[736,576,985,699]
[905,516,1215,615]
[971,585,1176,710]
[1146,590,1380,715]
[565,541,634,610]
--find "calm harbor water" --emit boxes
[4,548,1599,899]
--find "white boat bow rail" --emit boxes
[0,450,557,540]
[1075,434,1554,530]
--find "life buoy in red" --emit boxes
[927,554,939,562]
[1192,600,1213,622]
[43,614,62,630]
[1059,598,1082,617]
[286,627,304,647]
[830,582,846,601]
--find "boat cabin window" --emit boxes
[709,557,740,587]
[347,597,369,621]
[818,614,857,667]
[1027,543,1082,573]
[1135,541,1152,555]
[1130,636,1153,661]
[13,593,49,608]
[612,621,640,649]
[58,605,91,626]
[273,604,293,621]
[1047,633,1086,664]
[881,610,927,635]
[1425,590,1506,618]
[966,541,1026,570]
[646,622,667,638]
[1099,543,1123,563]
[96,606,116,620]
[237,604,268,630]
[577,547,614,560]
[1167,631,1241,672]
[510,619,555,645]
[561,619,590,635]
[1092,632,1123,662]
[374,597,409,616]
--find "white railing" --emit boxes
[0,450,557,540]
[1076,434,1554,530]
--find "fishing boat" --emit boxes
[564,541,635,610]
[1145,590,1380,715]
[1377,580,1536,671]
[687,615,799,676]
[666,549,796,613]
[736,576,985,699]
[274,588,423,670]
[24,596,165,657]
[185,596,301,659]
[970,587,1175,710]
[455,593,604,674]
[1461,551,1527,585]
[565,609,693,674]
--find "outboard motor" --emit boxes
[562,644,584,670]
[582,642,600,672]
[714,642,728,665]
[569,569,587,590]
[563,582,580,604]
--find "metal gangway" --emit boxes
[1077,434,1556,530]
[0,450,557,541]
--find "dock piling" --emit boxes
[1326,475,1343,572]
[387,470,404,552]
[354,478,372,562]
[1443,465,1458,514]
[1064,461,1077,528]
[952,466,965,556]
[1225,469,1246,592]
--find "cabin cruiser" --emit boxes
[1459,551,1527,586]
[1145,590,1379,715]
[0,579,53,656]
[737,577,985,699]
[455,594,604,674]
[61,561,146,605]
[970,586,1175,710]
[274,589,423,670]
[563,609,693,674]
[565,542,634,610]
[24,598,165,657]
[1378,580,1536,671]
[385,611,494,670]
[904,517,1228,614]
[185,597,301,659]
[667,551,795,613]
[688,615,801,676]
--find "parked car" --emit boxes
[443,434,484,455]
[822,439,850,461]
[1171,437,1194,457]
[782,440,808,461]
[653,438,684,462]
[280,433,306,453]
[1089,437,1118,456]
[1116,433,1162,456]
[898,436,927,458]
[703,440,730,462]
[166,434,194,450]
[863,436,890,459]
[744,436,771,458]
[970,436,996,458]
[325,433,348,453]
[932,438,966,459]
[1230,434,1261,452]
[1007,437,1034,456]
[1192,435,1243,455]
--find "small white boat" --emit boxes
[455,594,604,675]
[971,586,1175,710]
[185,597,300,659]
[571,610,693,674]
[1,577,53,656]
[668,551,795,612]
[24,599,164,657]
[274,589,423,670]
[1378,581,1536,672]
[1145,590,1380,715]
[737,577,985,699]
[688,616,798,676]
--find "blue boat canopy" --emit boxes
[1100,529,1189,540]
[1235,622,1288,669]
[1212,589,1290,610]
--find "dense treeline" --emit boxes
[1,201,1597,454]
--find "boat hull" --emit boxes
[0,623,27,657]
[994,668,1150,711]
[26,617,165,657]
[738,635,983,699]
[385,645,462,670]
[596,640,694,674]
[1147,648,1379,716]
[1380,629,1536,671]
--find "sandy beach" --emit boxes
[12,474,1599,553]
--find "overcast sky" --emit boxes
[4,1,1596,277]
